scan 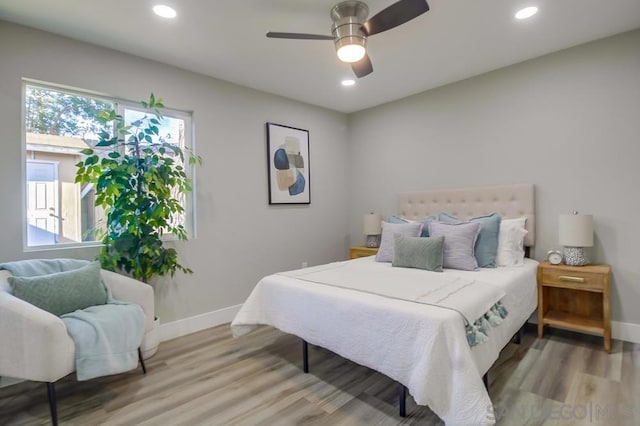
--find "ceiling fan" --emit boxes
[267,0,430,78]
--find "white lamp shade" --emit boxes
[363,213,381,235]
[559,213,593,247]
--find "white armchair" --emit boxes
[0,268,158,424]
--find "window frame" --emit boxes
[22,80,197,252]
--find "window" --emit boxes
[23,82,195,249]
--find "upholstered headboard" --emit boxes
[397,184,535,247]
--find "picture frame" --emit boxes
[266,122,310,205]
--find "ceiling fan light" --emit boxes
[337,44,366,63]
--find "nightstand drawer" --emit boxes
[540,268,606,292]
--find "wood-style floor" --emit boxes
[1,324,638,425]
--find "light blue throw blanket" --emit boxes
[0,258,145,381]
[62,301,144,380]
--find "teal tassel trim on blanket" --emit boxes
[476,316,491,335]
[465,301,509,347]
[486,309,502,327]
[496,301,509,318]
[466,325,488,346]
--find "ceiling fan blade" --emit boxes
[351,54,373,78]
[363,0,430,36]
[266,32,335,40]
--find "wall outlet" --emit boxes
[301,261,308,268]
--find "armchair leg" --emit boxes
[46,382,58,426]
[138,348,147,374]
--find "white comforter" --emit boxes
[277,260,506,328]
[231,257,538,425]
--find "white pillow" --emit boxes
[375,221,424,263]
[501,217,527,231]
[496,218,528,267]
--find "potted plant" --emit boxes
[75,94,202,283]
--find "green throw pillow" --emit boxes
[8,261,108,316]
[392,235,445,272]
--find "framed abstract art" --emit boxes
[266,122,310,204]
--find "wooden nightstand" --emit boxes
[537,261,611,352]
[350,246,378,259]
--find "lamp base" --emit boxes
[563,247,589,266]
[366,235,380,248]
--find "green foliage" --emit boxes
[75,94,202,283]
[25,86,112,138]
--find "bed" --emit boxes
[231,184,537,425]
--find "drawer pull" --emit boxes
[559,275,585,283]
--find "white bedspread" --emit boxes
[278,260,505,332]
[231,257,538,425]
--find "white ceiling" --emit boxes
[1,0,639,113]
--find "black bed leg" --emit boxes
[46,382,58,426]
[138,347,147,374]
[302,340,309,373]
[399,384,407,417]
[515,326,524,345]
[483,373,489,391]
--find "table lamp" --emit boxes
[363,213,382,248]
[558,212,593,266]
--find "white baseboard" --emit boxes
[612,320,640,344]
[157,304,242,342]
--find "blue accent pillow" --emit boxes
[388,215,436,237]
[438,212,502,268]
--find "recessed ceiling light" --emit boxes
[515,6,538,20]
[153,5,177,19]
[341,79,356,87]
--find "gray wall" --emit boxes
[0,21,350,322]
[348,30,640,324]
